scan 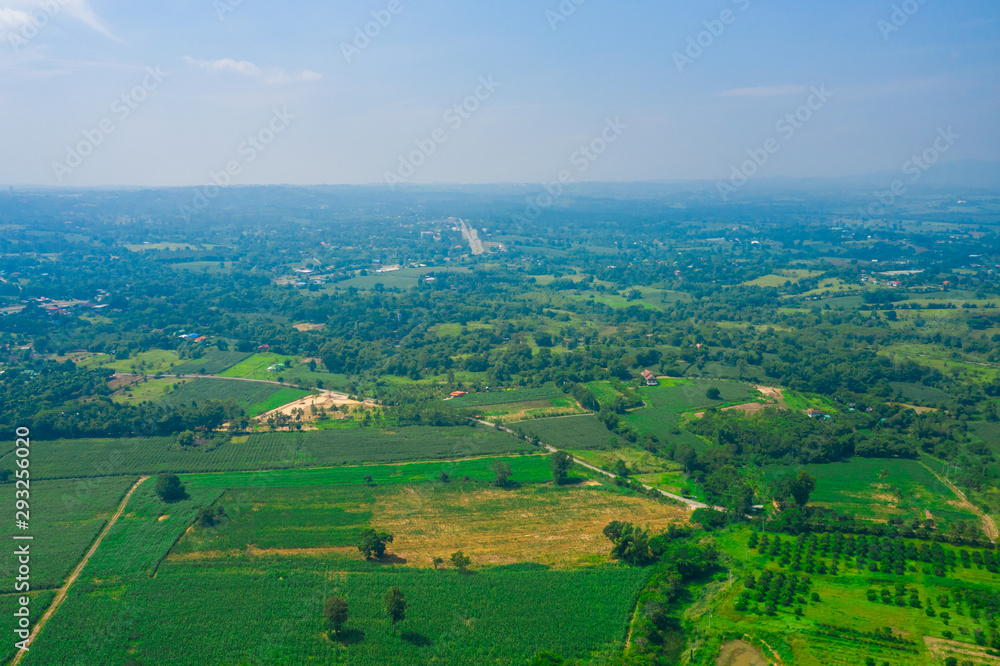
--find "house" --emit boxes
[640,369,658,386]
[806,409,825,418]
[193,336,207,343]
[449,391,467,398]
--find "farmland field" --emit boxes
[889,381,952,405]
[517,415,615,450]
[8,427,533,479]
[0,476,136,591]
[687,527,1000,665]
[168,351,253,375]
[157,377,312,415]
[449,387,563,407]
[23,560,649,666]
[764,458,979,528]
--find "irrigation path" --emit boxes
[474,419,712,511]
[10,476,149,666]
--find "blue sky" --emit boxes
[0,0,997,187]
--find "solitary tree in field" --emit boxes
[432,556,443,570]
[155,473,185,501]
[789,471,817,507]
[490,460,513,488]
[706,387,721,401]
[357,529,394,559]
[323,595,349,638]
[363,474,373,486]
[451,551,472,573]
[176,430,195,447]
[550,451,573,485]
[384,587,406,635]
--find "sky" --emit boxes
[0,0,998,188]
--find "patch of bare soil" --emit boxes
[924,636,1000,663]
[293,323,325,332]
[717,640,768,666]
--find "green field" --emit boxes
[687,527,1000,665]
[111,377,184,404]
[25,559,648,665]
[0,476,136,591]
[889,381,952,405]
[449,387,563,407]
[82,348,180,374]
[220,352,352,389]
[517,415,616,450]
[168,351,253,375]
[764,458,979,528]
[158,378,312,415]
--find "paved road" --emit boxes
[474,419,713,511]
[10,477,149,664]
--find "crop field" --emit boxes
[517,415,615,450]
[168,351,253,375]
[625,378,760,438]
[82,348,180,374]
[111,377,183,404]
[449,387,563,407]
[688,527,1000,665]
[170,480,685,567]
[764,459,979,528]
[25,560,649,666]
[154,378,312,416]
[220,352,352,389]
[0,590,55,665]
[889,381,952,405]
[13,427,533,479]
[0,476,135,592]
[584,380,626,408]
[567,447,697,498]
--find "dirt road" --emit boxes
[10,476,149,665]
[919,461,998,543]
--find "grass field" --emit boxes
[111,377,185,404]
[82,348,180,374]
[517,415,616,450]
[889,381,952,405]
[764,458,979,528]
[0,476,136,592]
[568,447,697,499]
[687,527,1000,665]
[220,352,352,389]
[10,427,534,479]
[449,387,563,407]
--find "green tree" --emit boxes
[432,557,443,569]
[451,550,472,572]
[490,460,513,488]
[384,586,406,634]
[357,529,394,559]
[550,450,573,484]
[323,595,349,638]
[196,507,216,527]
[706,387,721,400]
[176,430,195,447]
[789,470,817,507]
[154,473,185,501]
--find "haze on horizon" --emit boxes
[1,0,998,188]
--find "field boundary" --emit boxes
[919,460,999,543]
[9,476,149,666]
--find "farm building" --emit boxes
[448,391,468,399]
[640,369,658,386]
[806,408,831,419]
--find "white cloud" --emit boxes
[183,56,322,85]
[0,0,117,40]
[717,85,807,98]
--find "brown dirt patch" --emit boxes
[373,485,687,568]
[157,515,169,522]
[292,323,325,332]
[717,640,768,666]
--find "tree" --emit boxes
[196,507,217,527]
[0,469,12,484]
[451,550,472,572]
[490,460,513,488]
[789,470,817,507]
[323,595,349,638]
[432,556,443,569]
[384,586,406,634]
[176,430,195,447]
[357,529,394,559]
[706,387,721,401]
[155,473,185,501]
[363,474,373,486]
[550,451,573,484]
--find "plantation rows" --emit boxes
[751,531,999,578]
[450,387,563,407]
[0,476,135,592]
[23,562,649,665]
[158,378,287,409]
[167,351,253,375]
[15,426,533,479]
[864,583,1000,649]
